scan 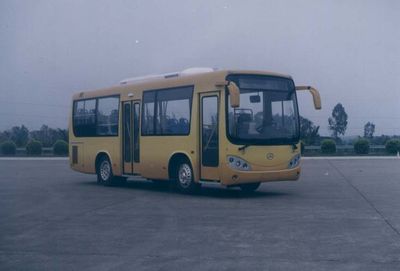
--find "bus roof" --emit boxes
[72,69,292,100]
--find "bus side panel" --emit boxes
[69,142,85,172]
[69,137,122,176]
[138,136,198,181]
[83,137,122,175]
[135,85,200,181]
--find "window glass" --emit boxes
[156,87,192,135]
[73,99,96,136]
[97,97,119,136]
[202,96,219,167]
[227,75,299,144]
[133,103,140,162]
[73,96,119,137]
[142,91,155,135]
[142,86,193,135]
[123,103,131,162]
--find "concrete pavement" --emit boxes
[1,159,400,270]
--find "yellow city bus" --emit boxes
[69,68,321,193]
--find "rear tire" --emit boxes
[239,182,261,193]
[96,155,118,186]
[174,160,200,194]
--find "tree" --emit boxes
[328,103,348,140]
[30,125,68,147]
[10,125,29,147]
[300,116,320,145]
[0,130,11,144]
[363,122,375,139]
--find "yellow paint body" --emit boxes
[69,70,312,186]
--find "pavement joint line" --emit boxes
[327,159,400,240]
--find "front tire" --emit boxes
[174,160,200,194]
[239,182,261,193]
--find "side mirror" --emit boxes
[295,86,321,110]
[228,81,240,108]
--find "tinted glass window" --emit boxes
[227,75,299,145]
[123,103,131,162]
[97,97,119,136]
[72,96,119,137]
[73,99,96,136]
[142,86,193,135]
[156,87,192,135]
[142,91,155,135]
[133,103,140,162]
[202,96,219,167]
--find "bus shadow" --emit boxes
[79,179,290,199]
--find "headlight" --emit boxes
[288,154,301,169]
[227,156,251,171]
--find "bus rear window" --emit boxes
[73,99,96,136]
[73,96,119,137]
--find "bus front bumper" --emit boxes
[221,166,301,186]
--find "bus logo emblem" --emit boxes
[266,153,274,160]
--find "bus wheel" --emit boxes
[96,156,115,186]
[239,182,261,193]
[175,161,199,193]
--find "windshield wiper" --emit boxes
[238,144,251,151]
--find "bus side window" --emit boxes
[97,97,119,136]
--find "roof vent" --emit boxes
[119,67,217,85]
[181,67,216,75]
[119,74,165,85]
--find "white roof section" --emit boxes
[119,67,216,85]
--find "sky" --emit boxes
[1,0,399,136]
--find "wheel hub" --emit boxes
[100,161,111,181]
[178,164,192,188]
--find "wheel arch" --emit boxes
[95,150,113,172]
[168,151,197,181]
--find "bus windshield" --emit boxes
[227,74,299,145]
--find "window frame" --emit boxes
[201,95,219,167]
[72,94,120,138]
[141,85,194,136]
[225,74,300,146]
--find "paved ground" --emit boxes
[1,158,400,270]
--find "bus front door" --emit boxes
[200,93,220,181]
[122,101,140,175]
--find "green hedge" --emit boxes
[321,139,336,154]
[354,139,370,154]
[1,140,17,155]
[53,140,68,156]
[26,140,42,156]
[385,139,400,154]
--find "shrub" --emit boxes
[1,140,17,155]
[354,138,370,154]
[321,139,336,154]
[53,140,68,156]
[385,139,400,154]
[26,140,42,156]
